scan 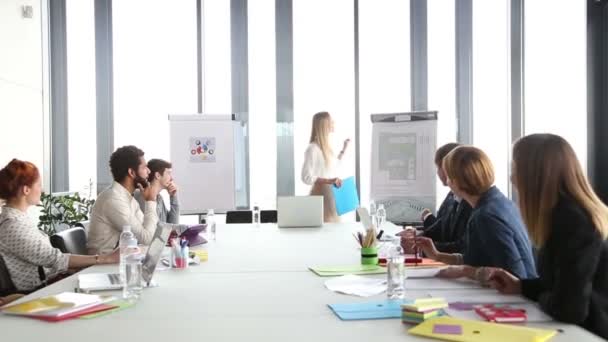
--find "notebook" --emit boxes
[474,304,527,323]
[408,316,557,342]
[1,292,116,322]
[332,176,359,215]
[328,299,407,320]
[309,264,387,277]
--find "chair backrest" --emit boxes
[226,210,253,224]
[50,227,87,255]
[0,255,17,297]
[260,210,277,223]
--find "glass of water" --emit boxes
[123,255,143,301]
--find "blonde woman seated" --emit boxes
[407,146,537,280]
[486,134,608,339]
[0,159,119,293]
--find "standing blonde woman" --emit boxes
[301,112,350,222]
[488,134,608,339]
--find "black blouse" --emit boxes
[521,195,608,339]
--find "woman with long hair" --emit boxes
[301,112,350,222]
[488,134,608,339]
[0,159,119,293]
[410,146,537,279]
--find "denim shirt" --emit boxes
[463,186,537,279]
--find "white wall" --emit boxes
[0,0,45,175]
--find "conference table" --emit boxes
[1,222,603,341]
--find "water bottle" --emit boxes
[253,205,260,226]
[376,204,387,229]
[119,225,135,283]
[387,238,406,299]
[123,242,143,301]
[207,209,216,240]
[369,200,377,228]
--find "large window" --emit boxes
[66,0,96,196]
[524,0,587,169]
[248,0,277,209]
[201,0,232,114]
[428,0,457,206]
[472,0,510,194]
[113,0,198,162]
[359,0,411,207]
[0,0,45,180]
[292,0,355,206]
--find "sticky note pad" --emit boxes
[433,324,463,335]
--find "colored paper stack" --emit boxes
[401,298,448,324]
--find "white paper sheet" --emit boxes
[324,275,387,297]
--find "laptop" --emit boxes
[77,223,173,292]
[277,196,324,228]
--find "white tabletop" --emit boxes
[0,222,603,341]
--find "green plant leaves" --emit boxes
[37,192,95,236]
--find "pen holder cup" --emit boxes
[360,247,378,265]
[172,246,189,269]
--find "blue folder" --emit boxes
[332,176,359,215]
[328,299,410,320]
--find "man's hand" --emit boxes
[167,182,178,196]
[143,183,160,201]
[420,208,432,221]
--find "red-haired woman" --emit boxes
[0,159,119,293]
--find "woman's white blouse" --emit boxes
[301,143,339,185]
[0,206,70,291]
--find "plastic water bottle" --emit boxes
[387,238,406,299]
[119,225,135,283]
[253,204,260,226]
[207,209,216,240]
[376,204,387,229]
[369,201,377,228]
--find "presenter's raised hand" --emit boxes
[342,138,351,153]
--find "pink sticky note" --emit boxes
[433,324,463,335]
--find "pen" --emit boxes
[376,230,384,240]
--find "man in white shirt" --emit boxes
[87,145,160,255]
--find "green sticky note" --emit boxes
[309,264,387,277]
[79,300,135,319]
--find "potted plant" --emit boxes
[37,192,95,236]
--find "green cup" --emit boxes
[361,247,378,265]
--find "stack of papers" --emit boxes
[324,275,386,297]
[402,298,448,324]
[309,265,387,277]
[1,292,116,322]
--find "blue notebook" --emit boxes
[332,176,359,215]
[328,299,410,320]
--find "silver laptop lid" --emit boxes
[142,223,173,284]
[277,196,323,228]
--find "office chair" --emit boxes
[260,210,277,223]
[50,227,88,255]
[225,210,253,224]
[0,255,17,297]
